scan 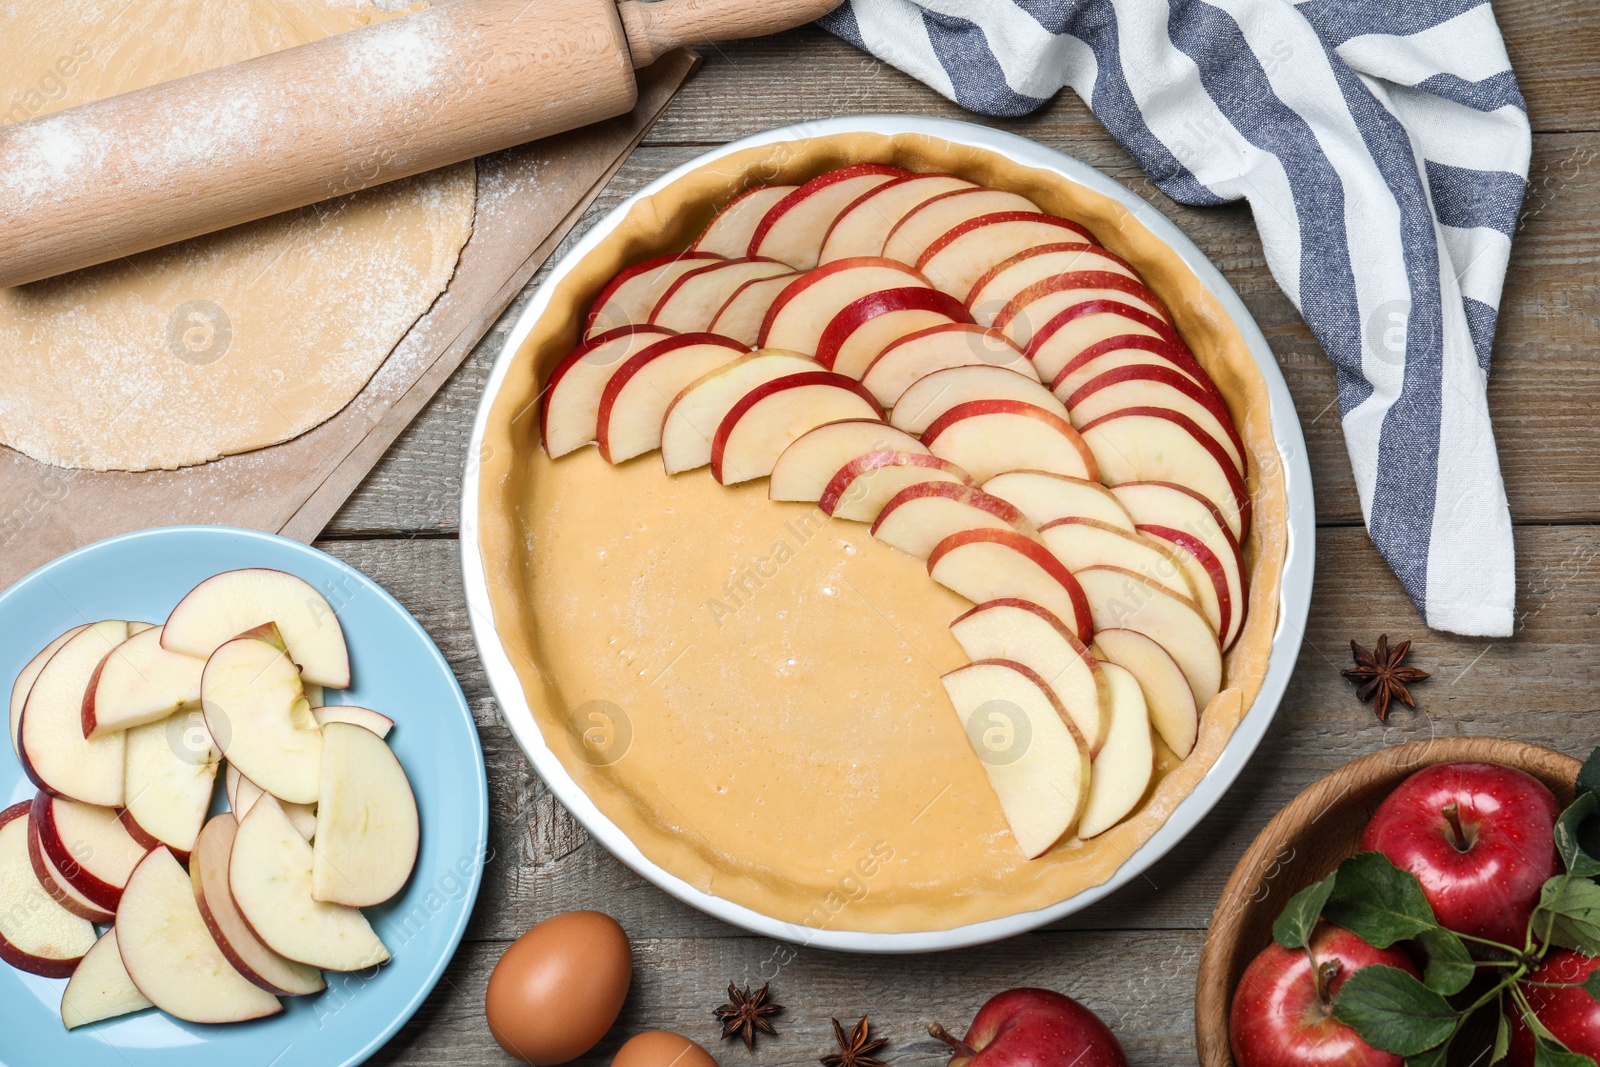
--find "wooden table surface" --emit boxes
[340,8,1600,1064]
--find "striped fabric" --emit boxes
[821,0,1528,637]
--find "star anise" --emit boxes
[822,1017,887,1067]
[1342,634,1429,721]
[715,981,784,1050]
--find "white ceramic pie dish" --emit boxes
[460,114,1315,953]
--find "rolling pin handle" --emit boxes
[618,0,844,68]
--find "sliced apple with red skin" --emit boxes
[982,470,1137,532]
[1038,518,1197,601]
[917,212,1094,300]
[921,400,1098,484]
[889,365,1066,435]
[164,568,351,689]
[927,529,1093,643]
[660,350,819,474]
[710,371,884,485]
[747,164,907,269]
[230,796,391,972]
[647,257,793,333]
[882,188,1043,266]
[1078,407,1251,539]
[1075,565,1222,709]
[541,325,677,458]
[870,483,1035,559]
[948,599,1109,755]
[1113,481,1247,650]
[312,722,420,907]
[1077,662,1155,839]
[117,848,283,1023]
[1027,301,1185,386]
[31,791,148,912]
[819,173,978,262]
[968,242,1140,322]
[585,251,722,336]
[191,815,326,996]
[813,286,970,378]
[82,624,203,739]
[819,451,974,523]
[0,802,96,978]
[690,186,796,257]
[995,271,1170,348]
[11,625,87,756]
[122,709,220,861]
[596,334,749,463]
[27,814,115,924]
[61,929,153,1029]
[769,419,927,502]
[757,257,931,355]
[19,619,129,807]
[860,323,1035,407]
[1048,333,1213,402]
[228,765,317,841]
[1093,627,1199,758]
[705,271,798,346]
[203,624,323,806]
[1064,364,1245,477]
[939,660,1090,859]
[312,704,394,738]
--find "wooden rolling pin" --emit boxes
[0,0,841,288]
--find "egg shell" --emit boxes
[612,1030,721,1067]
[486,910,633,1064]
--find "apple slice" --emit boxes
[769,419,926,502]
[748,164,907,269]
[1077,663,1155,839]
[1075,566,1222,708]
[871,483,1034,559]
[597,334,749,463]
[26,813,116,924]
[1078,408,1251,539]
[889,365,1066,435]
[11,625,87,756]
[819,451,974,522]
[995,271,1169,347]
[710,371,884,485]
[540,325,677,458]
[191,815,326,996]
[1038,519,1197,600]
[705,272,798,346]
[312,704,394,738]
[118,848,283,1022]
[917,213,1093,300]
[202,625,323,805]
[982,470,1137,531]
[968,242,1140,322]
[814,286,970,378]
[921,400,1097,483]
[0,802,96,978]
[949,599,1109,755]
[1094,628,1200,758]
[660,350,819,474]
[165,568,351,689]
[230,796,391,972]
[883,188,1043,266]
[940,660,1090,859]
[122,710,220,861]
[1048,333,1212,401]
[757,257,931,355]
[312,722,420,907]
[647,257,794,333]
[1064,364,1245,477]
[228,764,317,841]
[691,186,797,256]
[585,252,723,336]
[19,620,129,807]
[1027,301,1184,385]
[818,172,976,262]
[860,323,1035,407]
[61,929,153,1029]
[1113,481,1247,651]
[928,529,1093,642]
[31,791,148,912]
[82,625,204,739]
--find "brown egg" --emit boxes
[485,910,633,1064]
[611,1031,721,1067]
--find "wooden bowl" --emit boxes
[1194,737,1582,1066]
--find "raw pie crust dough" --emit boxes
[480,133,1289,933]
[0,0,475,472]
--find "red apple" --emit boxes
[931,988,1128,1067]
[1508,949,1600,1066]
[1359,762,1560,948]
[1231,924,1415,1067]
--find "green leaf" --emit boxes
[1535,1035,1599,1067]
[1414,926,1475,996]
[1405,1042,1452,1067]
[1556,794,1600,879]
[1323,851,1440,948]
[1273,872,1337,952]
[1583,971,1600,1001]
[1536,876,1600,956]
[1332,964,1459,1056]
[1494,1011,1512,1065]
[1576,747,1600,800]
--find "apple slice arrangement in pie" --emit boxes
[541,163,1251,860]
[0,569,419,1029]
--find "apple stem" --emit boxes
[1313,958,1342,1007]
[928,1023,979,1058]
[1442,803,1469,851]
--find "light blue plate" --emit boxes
[0,526,487,1067]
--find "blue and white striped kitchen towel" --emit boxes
[821,0,1529,638]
